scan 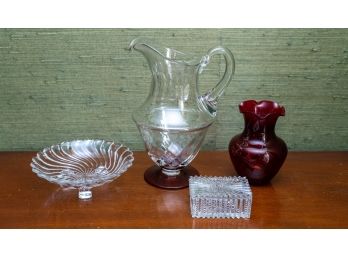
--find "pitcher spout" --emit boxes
[128,38,202,65]
[128,38,161,58]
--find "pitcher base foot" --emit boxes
[144,165,199,189]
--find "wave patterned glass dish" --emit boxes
[189,176,252,219]
[31,140,134,200]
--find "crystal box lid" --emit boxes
[189,176,252,219]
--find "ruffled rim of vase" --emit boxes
[239,100,285,119]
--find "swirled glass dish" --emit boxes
[31,140,134,200]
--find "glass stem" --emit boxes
[78,187,92,200]
[162,168,181,176]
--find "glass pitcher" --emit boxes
[129,38,235,189]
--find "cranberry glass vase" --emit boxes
[229,100,287,185]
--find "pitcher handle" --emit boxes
[198,46,235,115]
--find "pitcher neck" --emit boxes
[148,62,199,104]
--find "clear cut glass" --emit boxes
[129,38,235,189]
[31,140,134,200]
[189,176,252,219]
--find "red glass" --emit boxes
[229,100,287,185]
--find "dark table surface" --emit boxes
[0,151,347,228]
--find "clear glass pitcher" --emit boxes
[129,38,235,189]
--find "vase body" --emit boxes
[229,100,287,185]
[129,38,235,189]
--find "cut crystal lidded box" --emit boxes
[189,176,252,219]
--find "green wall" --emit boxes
[0,29,347,151]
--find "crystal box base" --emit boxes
[189,176,252,219]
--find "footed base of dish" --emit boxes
[78,187,92,200]
[144,165,199,189]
